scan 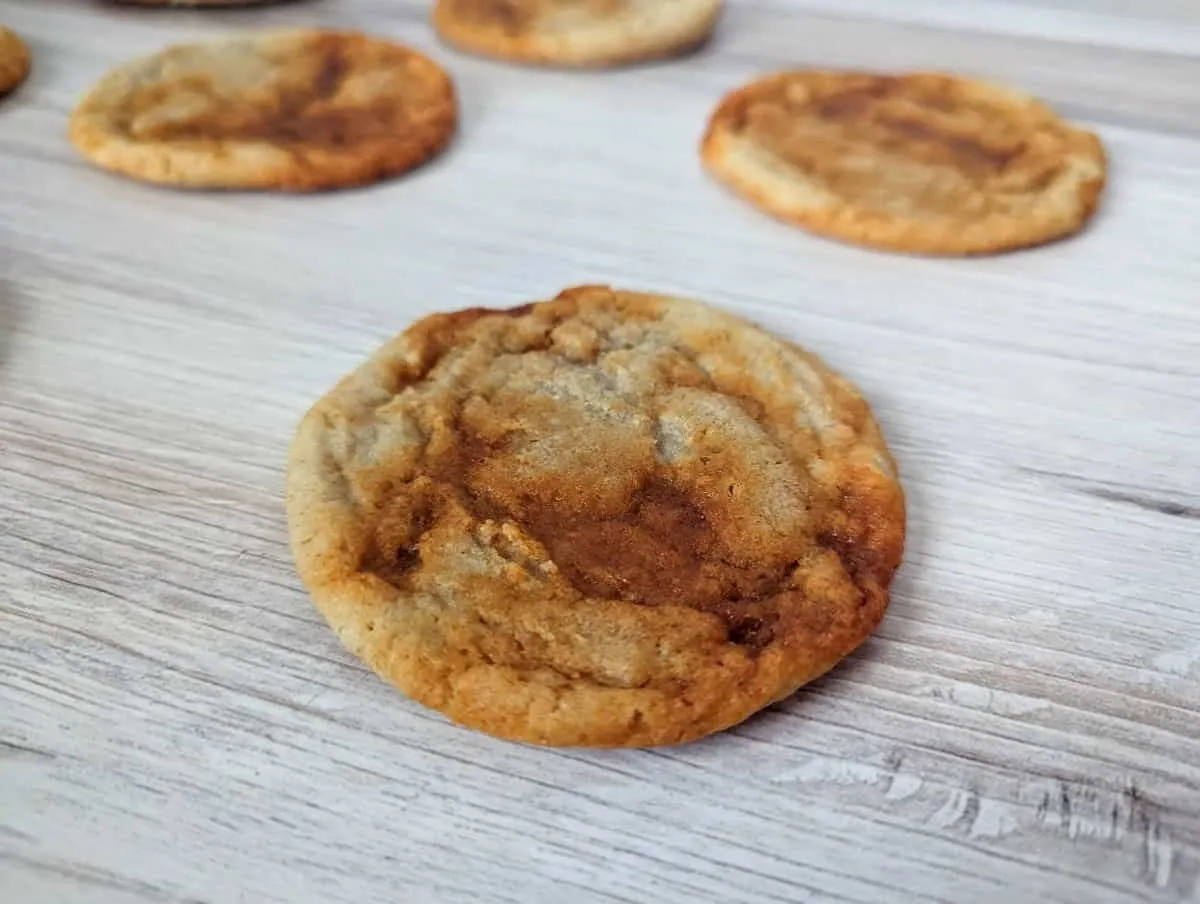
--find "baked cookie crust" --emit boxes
[702,70,1106,255]
[69,29,457,191]
[287,286,906,747]
[433,0,722,68]
[0,26,30,98]
[106,1,295,7]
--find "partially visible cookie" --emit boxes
[701,70,1106,255]
[69,29,457,191]
[108,1,291,6]
[432,0,722,68]
[286,285,906,748]
[0,26,30,98]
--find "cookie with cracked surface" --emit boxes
[432,0,722,68]
[702,70,1106,255]
[69,29,456,191]
[286,285,906,748]
[0,26,30,98]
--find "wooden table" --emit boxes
[2,2,1198,902]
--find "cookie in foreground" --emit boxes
[286,285,906,747]
[0,26,30,98]
[69,29,457,191]
[701,70,1106,255]
[432,0,722,68]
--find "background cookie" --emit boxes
[433,0,722,68]
[702,70,1107,255]
[107,1,296,6]
[69,29,457,191]
[0,26,30,97]
[286,285,906,748]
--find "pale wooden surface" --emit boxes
[1,1,1198,902]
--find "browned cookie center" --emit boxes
[351,302,850,655]
[442,0,628,30]
[820,78,1017,172]
[115,34,448,149]
[526,480,788,608]
[445,0,538,30]
[365,422,800,653]
[732,73,1070,210]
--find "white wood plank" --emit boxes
[1,2,1198,903]
[775,0,1200,56]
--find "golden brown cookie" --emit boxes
[108,1,290,6]
[702,70,1107,255]
[286,285,906,747]
[0,26,31,98]
[69,29,457,191]
[432,0,722,68]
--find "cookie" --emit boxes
[286,285,906,747]
[69,29,457,191]
[432,0,722,68]
[701,70,1106,255]
[0,26,31,98]
[107,1,291,6]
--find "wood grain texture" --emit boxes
[1,1,1198,902]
